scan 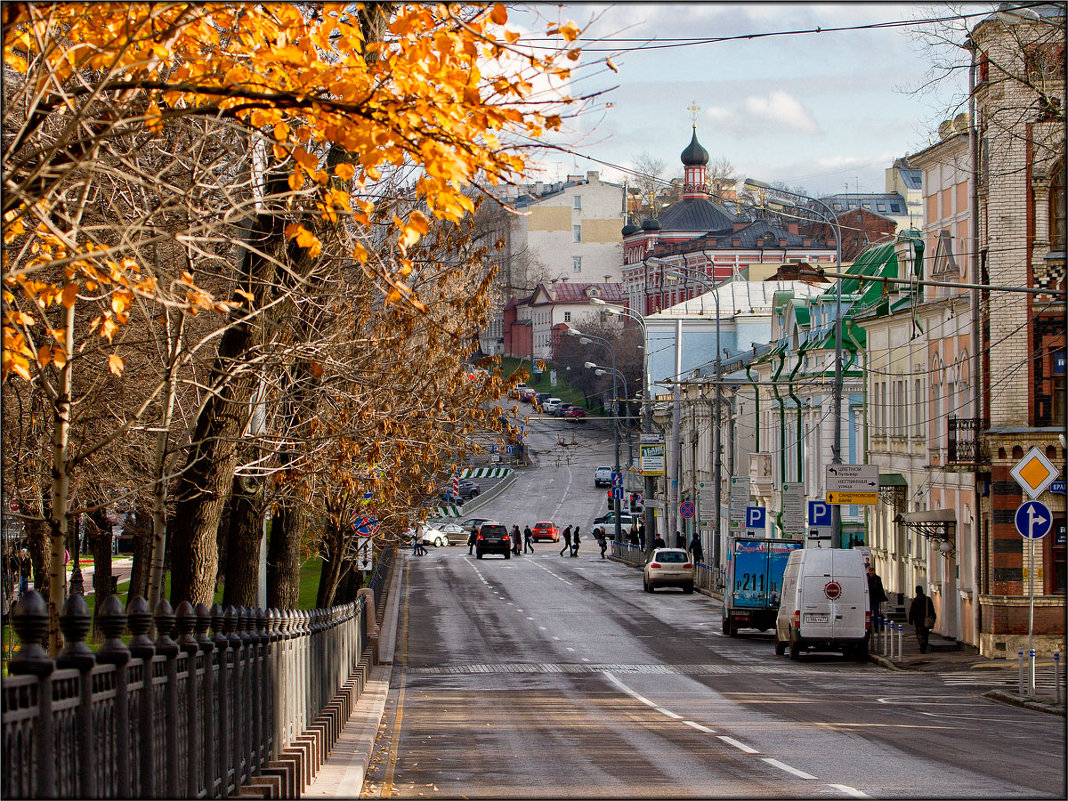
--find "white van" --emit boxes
[774,548,870,661]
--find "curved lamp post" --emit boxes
[743,179,844,547]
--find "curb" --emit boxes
[983,689,1066,717]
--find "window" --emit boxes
[1051,161,1065,253]
[564,311,571,322]
[573,195,582,210]
[877,203,887,212]
[914,378,923,438]
[573,225,581,242]
[891,202,903,213]
[832,203,843,211]
[573,256,582,273]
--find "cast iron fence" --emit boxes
[2,586,371,798]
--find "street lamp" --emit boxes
[743,179,844,547]
[665,268,722,568]
[589,298,658,552]
[570,329,624,544]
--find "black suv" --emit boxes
[475,521,510,559]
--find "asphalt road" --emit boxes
[360,411,1066,799]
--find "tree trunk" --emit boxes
[316,533,345,609]
[267,502,302,609]
[85,513,113,604]
[125,510,152,599]
[222,474,264,607]
[26,516,50,607]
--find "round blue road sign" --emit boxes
[1015,501,1052,539]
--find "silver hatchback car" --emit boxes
[643,548,695,593]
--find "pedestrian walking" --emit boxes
[523,525,534,554]
[636,523,645,551]
[867,567,888,620]
[595,527,608,559]
[560,526,572,556]
[511,525,522,555]
[907,585,937,654]
[652,533,666,550]
[468,525,478,555]
[674,530,685,549]
[571,526,581,557]
[689,533,703,564]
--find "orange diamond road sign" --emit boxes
[1009,447,1060,500]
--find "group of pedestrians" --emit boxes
[510,525,535,555]
[558,525,582,557]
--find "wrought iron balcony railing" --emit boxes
[947,416,988,464]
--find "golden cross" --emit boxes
[687,100,701,128]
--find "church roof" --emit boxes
[656,197,737,235]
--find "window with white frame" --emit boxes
[574,195,582,210]
[573,256,582,273]
[573,225,581,242]
[914,377,923,437]
[564,311,571,322]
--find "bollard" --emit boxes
[1055,652,1062,706]
[896,623,904,660]
[1029,649,1037,698]
[882,618,889,656]
[1018,649,1025,696]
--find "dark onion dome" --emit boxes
[621,223,640,236]
[641,217,661,231]
[680,129,709,166]
[656,197,736,235]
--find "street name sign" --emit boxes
[1010,447,1060,500]
[825,464,878,505]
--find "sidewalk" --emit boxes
[867,621,1066,717]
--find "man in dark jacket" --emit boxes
[907,585,936,654]
[689,533,704,564]
[559,526,572,556]
[523,525,534,554]
[867,567,888,620]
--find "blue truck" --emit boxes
[722,536,803,636]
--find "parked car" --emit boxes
[534,392,551,407]
[594,465,613,487]
[518,387,537,402]
[541,397,563,414]
[564,406,587,422]
[457,517,490,532]
[643,548,695,593]
[531,521,559,542]
[552,402,573,417]
[439,479,480,501]
[437,522,467,540]
[508,382,529,399]
[474,521,510,559]
[419,525,451,548]
[594,510,636,527]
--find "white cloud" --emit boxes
[743,91,821,135]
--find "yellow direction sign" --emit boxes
[1010,447,1060,500]
[826,491,878,505]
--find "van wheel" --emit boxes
[852,644,868,662]
[774,640,786,656]
[683,584,694,594]
[789,633,801,661]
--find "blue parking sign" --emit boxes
[745,506,766,530]
[808,500,832,527]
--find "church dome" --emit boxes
[621,223,640,236]
[680,129,709,167]
[641,217,661,232]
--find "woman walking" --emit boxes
[571,526,581,557]
[511,525,522,556]
[907,585,937,654]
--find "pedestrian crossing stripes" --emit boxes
[940,671,1065,691]
[405,663,871,677]
[459,467,513,479]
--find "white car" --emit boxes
[419,525,452,548]
[594,465,613,487]
[643,548,695,593]
[541,397,562,414]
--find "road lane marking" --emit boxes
[603,671,682,719]
[762,758,816,779]
[718,736,759,754]
[566,647,575,652]
[826,784,870,798]
[684,720,716,733]
[530,559,574,586]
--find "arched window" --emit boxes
[1051,160,1065,253]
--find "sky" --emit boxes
[508,2,989,198]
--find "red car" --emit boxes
[564,406,586,422]
[532,521,560,542]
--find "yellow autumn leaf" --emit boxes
[145,99,164,133]
[108,353,125,376]
[489,4,508,25]
[606,57,618,73]
[335,163,355,181]
[61,282,79,308]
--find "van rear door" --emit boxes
[798,549,835,639]
[829,550,868,640]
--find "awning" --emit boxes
[879,473,907,487]
[897,509,956,544]
[901,509,956,523]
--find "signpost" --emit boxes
[1010,447,1060,500]
[729,477,751,533]
[1016,498,1052,697]
[825,464,879,505]
[807,500,832,547]
[781,482,805,537]
[744,506,766,537]
[680,500,695,520]
[639,433,665,476]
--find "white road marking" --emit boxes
[826,784,871,798]
[718,736,759,754]
[529,560,574,586]
[526,616,534,621]
[762,757,816,780]
[603,671,682,719]
[566,647,575,652]
[684,720,716,733]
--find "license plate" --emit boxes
[805,614,828,623]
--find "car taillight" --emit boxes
[794,610,800,629]
[683,563,693,569]
[650,562,661,569]
[865,610,871,630]
[476,534,484,541]
[503,534,510,540]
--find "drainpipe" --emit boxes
[770,352,787,525]
[778,349,805,537]
[746,364,760,453]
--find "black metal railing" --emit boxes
[3,588,370,799]
[947,416,988,464]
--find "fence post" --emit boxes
[58,593,96,798]
[211,603,230,795]
[1018,649,1025,696]
[235,607,251,785]
[1055,651,1062,706]
[95,594,131,799]
[252,608,267,774]
[10,591,57,798]
[224,605,242,793]
[127,596,156,799]
[154,600,181,799]
[196,606,216,798]
[174,602,201,799]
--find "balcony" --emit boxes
[749,452,773,493]
[946,416,989,466]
